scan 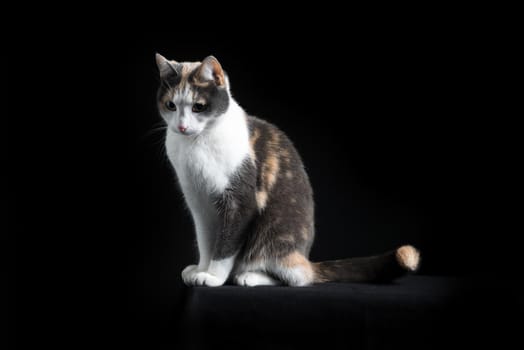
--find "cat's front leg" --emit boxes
[185,224,239,287]
[181,265,200,285]
[181,253,236,287]
[185,189,256,287]
[182,263,228,286]
[188,255,237,286]
[181,210,217,285]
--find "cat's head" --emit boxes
[155,54,230,136]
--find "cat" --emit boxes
[155,54,420,287]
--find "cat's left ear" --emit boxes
[195,56,226,87]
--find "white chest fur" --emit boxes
[165,103,250,196]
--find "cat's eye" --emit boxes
[165,101,177,111]
[192,103,208,113]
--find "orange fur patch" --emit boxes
[281,251,314,282]
[249,128,260,164]
[255,130,281,211]
[264,153,280,189]
[256,190,268,210]
[282,251,310,268]
[396,245,420,271]
[207,58,225,86]
[177,62,200,91]
[192,57,225,86]
[263,130,280,190]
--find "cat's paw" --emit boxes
[234,271,278,287]
[181,265,200,285]
[190,272,224,287]
[181,266,225,286]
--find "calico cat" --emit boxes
[155,54,420,287]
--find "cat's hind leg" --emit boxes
[271,252,315,287]
[234,271,279,287]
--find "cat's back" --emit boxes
[247,116,302,167]
[246,115,313,210]
[244,115,315,257]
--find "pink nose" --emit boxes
[178,125,188,133]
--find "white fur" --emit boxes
[208,256,237,280]
[184,192,218,270]
[159,77,212,136]
[166,100,249,194]
[234,260,312,287]
[235,272,278,286]
[276,267,311,286]
[181,264,200,285]
[190,271,223,287]
[167,99,250,285]
[182,256,237,287]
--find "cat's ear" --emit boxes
[155,53,178,78]
[195,56,226,87]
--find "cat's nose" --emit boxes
[178,125,188,133]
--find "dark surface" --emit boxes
[179,276,521,350]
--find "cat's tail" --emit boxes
[312,245,420,283]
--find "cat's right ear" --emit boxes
[155,53,178,78]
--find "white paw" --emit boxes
[190,272,224,287]
[181,265,200,285]
[182,266,224,287]
[234,272,278,287]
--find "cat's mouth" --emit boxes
[171,127,199,136]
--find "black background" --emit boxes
[8,15,521,349]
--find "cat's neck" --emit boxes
[206,98,247,139]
